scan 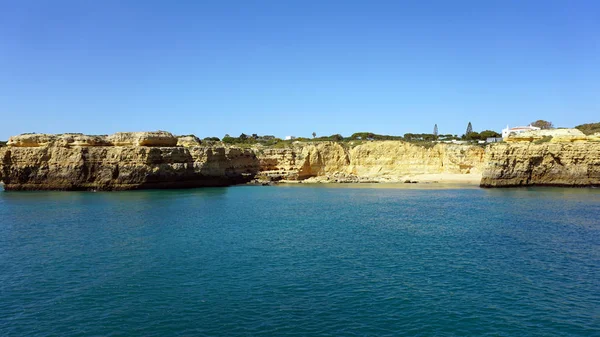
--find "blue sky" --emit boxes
[1,0,598,140]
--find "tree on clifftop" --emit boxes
[465,131,481,141]
[433,124,438,140]
[466,122,473,135]
[479,130,501,139]
[312,132,316,138]
[575,122,600,135]
[531,120,554,129]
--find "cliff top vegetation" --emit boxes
[575,122,600,135]
[214,129,500,149]
[531,120,554,129]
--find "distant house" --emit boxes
[285,136,296,140]
[502,124,541,139]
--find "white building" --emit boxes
[285,136,296,140]
[502,124,541,139]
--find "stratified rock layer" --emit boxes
[2,131,599,190]
[0,134,258,190]
[480,142,600,187]
[177,135,202,147]
[505,128,589,143]
[106,131,178,147]
[253,141,485,182]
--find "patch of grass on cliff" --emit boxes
[533,136,553,144]
[406,140,438,149]
[229,142,257,149]
[0,141,6,147]
[575,122,600,135]
[269,140,295,148]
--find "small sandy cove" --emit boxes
[406,173,482,184]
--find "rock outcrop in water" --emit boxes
[480,142,600,187]
[0,132,258,191]
[480,129,600,187]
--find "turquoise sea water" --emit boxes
[0,184,599,336]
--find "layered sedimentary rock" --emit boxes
[0,136,487,188]
[106,131,178,147]
[0,147,6,182]
[480,142,600,187]
[589,133,600,142]
[505,128,589,143]
[2,130,599,190]
[6,131,178,148]
[177,135,202,147]
[0,132,257,191]
[254,141,485,182]
[7,134,61,147]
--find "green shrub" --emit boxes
[479,130,501,139]
[409,140,437,149]
[533,136,553,144]
[575,122,600,135]
[404,133,434,141]
[349,132,404,141]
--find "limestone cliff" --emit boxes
[254,141,485,182]
[0,132,258,191]
[480,142,600,187]
[3,131,598,190]
[505,128,589,143]
[0,147,6,183]
[177,135,202,147]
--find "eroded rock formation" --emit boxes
[480,142,600,187]
[0,132,258,191]
[505,128,590,143]
[107,131,178,147]
[2,130,599,190]
[177,135,202,147]
[253,141,485,183]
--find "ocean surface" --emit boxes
[0,183,598,336]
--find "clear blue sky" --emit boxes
[1,0,598,140]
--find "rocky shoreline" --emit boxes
[1,130,599,190]
[480,142,600,188]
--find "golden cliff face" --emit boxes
[2,132,598,190]
[0,147,6,182]
[347,141,484,176]
[254,141,485,182]
[480,142,600,187]
[0,133,258,191]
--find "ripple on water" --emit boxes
[0,186,599,336]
